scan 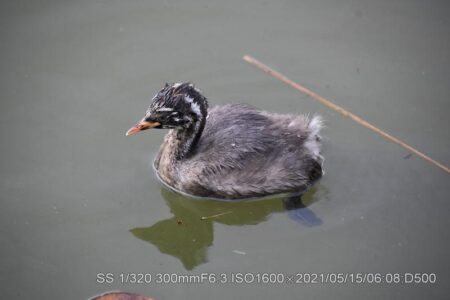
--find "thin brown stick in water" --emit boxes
[243,55,449,174]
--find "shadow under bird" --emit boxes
[126,82,324,199]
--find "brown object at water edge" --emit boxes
[90,291,154,300]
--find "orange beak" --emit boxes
[126,119,161,136]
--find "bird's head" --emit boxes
[126,82,208,136]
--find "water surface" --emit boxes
[1,0,449,299]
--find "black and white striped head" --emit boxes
[126,82,208,135]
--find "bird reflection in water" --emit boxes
[130,187,322,270]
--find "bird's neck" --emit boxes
[171,116,206,160]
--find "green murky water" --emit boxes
[1,0,449,299]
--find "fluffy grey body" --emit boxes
[154,104,323,199]
[128,83,324,199]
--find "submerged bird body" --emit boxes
[127,83,323,199]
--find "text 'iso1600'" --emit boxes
[96,272,286,284]
[96,272,437,285]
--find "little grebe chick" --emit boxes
[126,82,324,199]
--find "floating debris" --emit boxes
[243,55,450,174]
[200,211,232,220]
[403,153,413,159]
[232,250,246,255]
